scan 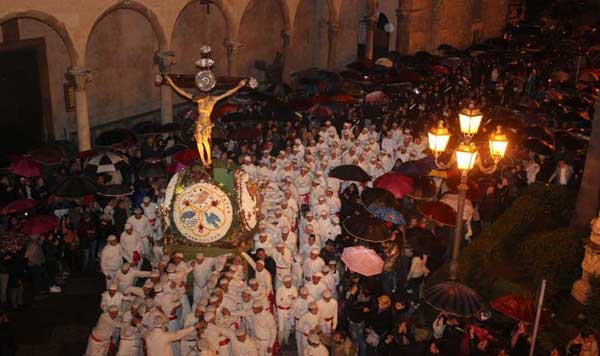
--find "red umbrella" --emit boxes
[21,214,58,235]
[29,144,64,166]
[417,201,457,226]
[174,149,199,165]
[445,170,482,202]
[231,127,262,141]
[431,65,450,75]
[490,294,550,325]
[9,156,41,177]
[211,103,240,119]
[307,104,334,118]
[0,199,37,215]
[341,246,384,277]
[329,94,356,103]
[373,172,414,199]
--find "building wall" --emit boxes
[17,18,74,140]
[171,1,228,76]
[0,0,509,140]
[85,8,160,127]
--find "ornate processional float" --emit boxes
[155,46,260,253]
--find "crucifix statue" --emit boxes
[156,46,257,167]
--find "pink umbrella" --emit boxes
[364,90,387,104]
[9,156,41,177]
[307,104,334,118]
[21,214,58,235]
[341,246,384,277]
[373,172,414,199]
[0,199,37,215]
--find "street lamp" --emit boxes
[428,102,508,281]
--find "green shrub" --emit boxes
[585,277,600,329]
[514,228,585,301]
[456,184,577,298]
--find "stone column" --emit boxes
[395,1,410,54]
[429,0,443,52]
[572,217,600,304]
[365,16,377,60]
[224,38,242,77]
[155,51,176,124]
[67,68,92,152]
[327,22,340,70]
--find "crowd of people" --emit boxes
[1,4,600,356]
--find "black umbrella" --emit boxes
[52,176,99,198]
[159,122,182,133]
[138,161,165,179]
[523,125,554,144]
[361,188,398,208]
[98,184,134,197]
[131,121,160,136]
[554,130,587,151]
[424,282,485,317]
[343,213,391,242]
[407,176,437,200]
[95,128,137,148]
[329,165,371,182]
[85,152,128,175]
[522,137,556,156]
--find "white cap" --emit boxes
[308,301,318,309]
[252,300,264,308]
[109,283,118,290]
[204,312,215,322]
[299,286,309,295]
[107,235,117,242]
[196,252,204,260]
[308,333,321,345]
[322,289,332,298]
[143,280,154,288]
[256,260,265,266]
[174,252,184,258]
[134,208,142,214]
[153,315,166,327]
[313,272,323,278]
[235,328,247,336]
[311,248,320,255]
[143,196,151,203]
[322,266,330,273]
[125,223,132,229]
[249,278,258,285]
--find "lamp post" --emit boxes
[428,102,508,281]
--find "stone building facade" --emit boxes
[0,0,507,150]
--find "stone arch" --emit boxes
[237,0,287,76]
[85,3,162,127]
[0,10,78,66]
[171,0,231,76]
[287,0,332,74]
[171,0,235,42]
[86,0,168,55]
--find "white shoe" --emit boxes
[50,286,62,293]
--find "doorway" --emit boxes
[0,39,50,153]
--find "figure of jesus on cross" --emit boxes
[156,46,257,167]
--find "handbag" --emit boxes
[365,328,380,347]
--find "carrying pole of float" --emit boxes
[529,279,547,356]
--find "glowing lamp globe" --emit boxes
[428,121,451,155]
[459,104,483,136]
[489,126,509,160]
[455,143,478,171]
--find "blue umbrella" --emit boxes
[393,157,435,177]
[367,205,406,225]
